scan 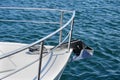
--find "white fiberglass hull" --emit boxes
[0,42,72,80]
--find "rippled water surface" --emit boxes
[0,0,120,80]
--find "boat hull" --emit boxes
[0,42,72,80]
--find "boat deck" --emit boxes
[0,42,72,80]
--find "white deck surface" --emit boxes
[0,42,72,80]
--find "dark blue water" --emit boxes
[0,0,120,80]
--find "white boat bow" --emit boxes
[0,7,93,80]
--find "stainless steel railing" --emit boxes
[0,7,75,80]
[0,7,75,59]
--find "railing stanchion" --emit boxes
[68,19,74,52]
[38,41,44,80]
[59,11,64,43]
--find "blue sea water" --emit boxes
[0,0,120,80]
